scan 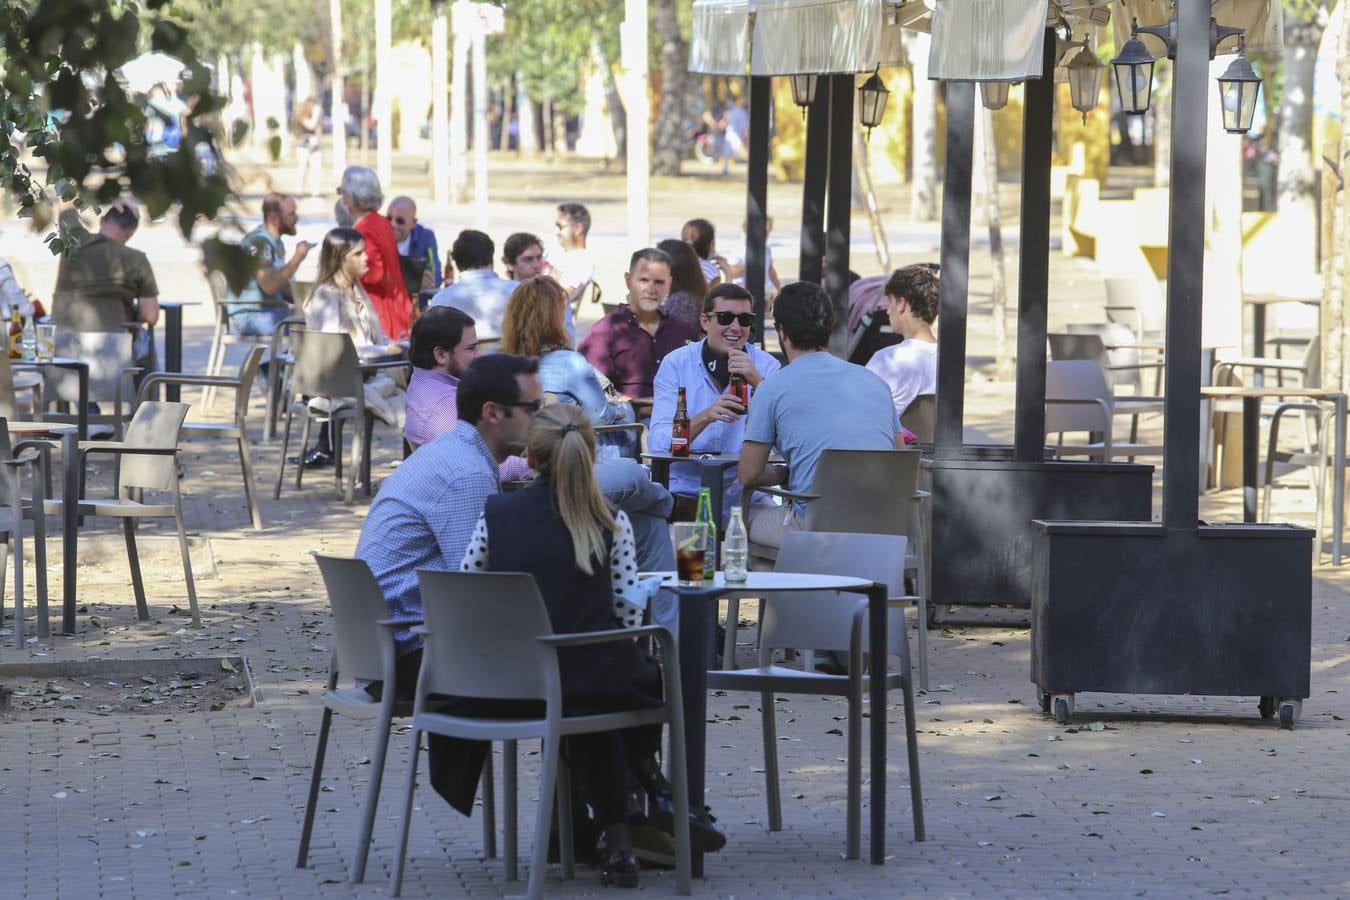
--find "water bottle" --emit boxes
[19,315,35,363]
[723,506,749,584]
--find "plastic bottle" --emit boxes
[20,315,36,363]
[695,487,717,581]
[723,506,748,584]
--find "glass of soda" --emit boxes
[672,522,709,585]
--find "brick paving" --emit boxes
[3,159,1349,898]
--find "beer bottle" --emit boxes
[672,387,690,457]
[728,372,749,408]
[695,487,717,580]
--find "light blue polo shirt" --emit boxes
[743,351,899,508]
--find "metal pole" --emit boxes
[472,28,489,228]
[1162,0,1210,529]
[1012,29,1056,461]
[746,76,770,340]
[798,86,830,285]
[934,83,974,452]
[450,23,469,202]
[328,0,346,179]
[374,0,393,186]
[622,0,650,248]
[431,6,449,205]
[825,74,854,357]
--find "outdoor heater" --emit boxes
[857,70,889,138]
[980,81,1010,110]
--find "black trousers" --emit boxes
[379,648,660,828]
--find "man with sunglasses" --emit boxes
[387,196,441,288]
[648,283,780,518]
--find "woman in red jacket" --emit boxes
[339,166,412,339]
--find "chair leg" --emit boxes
[274,405,296,500]
[264,361,282,443]
[7,535,23,649]
[480,748,497,860]
[172,491,200,627]
[237,435,263,531]
[556,756,575,882]
[845,685,862,860]
[760,690,782,831]
[30,500,48,639]
[722,597,740,667]
[362,416,375,497]
[296,415,314,492]
[122,519,150,621]
[296,707,334,868]
[898,642,927,843]
[527,735,560,900]
[503,740,518,881]
[344,419,362,504]
[349,705,394,883]
[664,702,693,896]
[390,729,423,897]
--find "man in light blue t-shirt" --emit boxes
[226,192,313,336]
[739,281,901,549]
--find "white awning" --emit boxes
[749,0,908,75]
[690,0,751,75]
[928,0,1052,82]
[1113,0,1282,54]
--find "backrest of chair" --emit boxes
[1065,321,1144,388]
[1103,274,1164,336]
[1045,360,1112,434]
[205,270,229,321]
[1301,333,1322,388]
[800,449,921,535]
[232,345,268,420]
[0,353,18,420]
[118,401,189,491]
[416,570,556,701]
[51,332,135,404]
[314,553,396,684]
[289,330,363,398]
[0,417,19,509]
[901,394,935,443]
[761,532,909,654]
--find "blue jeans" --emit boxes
[227,305,291,337]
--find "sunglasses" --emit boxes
[389,216,408,225]
[497,398,544,413]
[707,311,756,327]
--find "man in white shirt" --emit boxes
[649,283,781,519]
[547,201,594,307]
[864,264,940,425]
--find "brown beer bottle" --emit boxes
[672,387,690,457]
[728,372,749,408]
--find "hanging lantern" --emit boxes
[1065,44,1103,125]
[790,74,818,116]
[1216,40,1261,135]
[980,81,1011,111]
[1110,21,1156,116]
[857,71,890,139]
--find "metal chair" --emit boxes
[263,316,307,442]
[137,345,266,530]
[0,418,48,646]
[1049,332,1164,444]
[274,331,404,503]
[391,570,692,899]
[0,352,44,419]
[44,331,142,438]
[705,531,925,857]
[75,401,198,626]
[1103,273,1165,343]
[740,448,932,689]
[296,554,424,883]
[1044,360,1164,462]
[203,269,292,410]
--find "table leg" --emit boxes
[865,582,887,863]
[1252,304,1266,383]
[1334,397,1345,565]
[61,431,78,635]
[165,306,184,401]
[649,459,672,488]
[677,588,718,879]
[76,364,88,442]
[1243,395,1259,523]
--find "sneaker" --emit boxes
[599,849,640,888]
[629,823,676,870]
[649,790,727,853]
[287,448,333,468]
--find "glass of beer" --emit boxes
[672,522,709,585]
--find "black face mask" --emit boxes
[701,340,730,389]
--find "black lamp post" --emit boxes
[1110,20,1156,115]
[980,81,1010,111]
[1217,39,1261,134]
[857,70,889,139]
[790,74,818,118]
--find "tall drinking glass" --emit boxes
[671,522,710,585]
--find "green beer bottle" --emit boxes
[695,487,717,581]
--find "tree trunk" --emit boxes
[909,33,938,221]
[1327,8,1350,395]
[1278,14,1327,278]
[596,40,627,168]
[518,87,538,157]
[651,0,687,176]
[498,78,513,152]
[976,104,1011,377]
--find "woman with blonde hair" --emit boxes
[296,227,406,467]
[500,276,634,447]
[459,404,677,887]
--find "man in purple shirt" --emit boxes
[579,248,696,400]
[404,305,482,447]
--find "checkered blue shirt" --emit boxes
[355,421,500,653]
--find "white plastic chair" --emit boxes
[1045,360,1164,461]
[390,570,692,900]
[1050,331,1164,445]
[705,531,925,858]
[0,418,48,646]
[1103,273,1165,342]
[76,401,198,626]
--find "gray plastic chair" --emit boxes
[44,331,142,439]
[76,401,198,626]
[1049,332,1164,445]
[138,345,267,530]
[202,268,292,410]
[705,531,924,858]
[740,448,931,689]
[274,331,384,504]
[263,316,306,443]
[0,418,48,646]
[0,352,44,419]
[1103,273,1165,343]
[296,553,425,883]
[1045,360,1165,461]
[391,570,692,900]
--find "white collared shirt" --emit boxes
[648,338,782,514]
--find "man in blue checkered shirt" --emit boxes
[356,353,543,662]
